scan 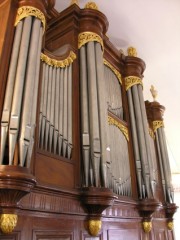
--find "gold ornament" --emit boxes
[70,0,79,6]
[0,214,18,234]
[78,32,104,51]
[124,76,143,91]
[127,46,137,57]
[88,219,101,236]
[153,120,164,133]
[41,51,76,68]
[85,2,99,10]
[108,116,129,141]
[167,221,174,230]
[142,221,152,233]
[149,128,155,140]
[150,85,158,102]
[15,6,46,33]
[103,59,122,84]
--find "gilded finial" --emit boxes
[150,85,158,102]
[142,221,152,233]
[127,46,137,57]
[70,0,79,6]
[0,214,18,234]
[85,2,99,10]
[88,219,102,236]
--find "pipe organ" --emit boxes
[0,0,177,239]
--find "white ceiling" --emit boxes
[54,0,180,172]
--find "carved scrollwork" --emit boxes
[78,32,104,50]
[149,127,155,140]
[124,76,143,91]
[15,6,46,32]
[0,214,18,234]
[103,59,122,84]
[108,116,129,141]
[85,2,99,10]
[40,51,76,68]
[153,120,164,133]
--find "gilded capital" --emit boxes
[78,32,104,50]
[15,6,46,32]
[0,214,18,234]
[124,76,143,91]
[88,219,102,236]
[127,46,137,57]
[153,120,164,133]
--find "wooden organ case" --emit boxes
[0,0,178,239]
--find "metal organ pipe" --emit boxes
[0,21,23,164]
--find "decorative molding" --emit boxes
[124,76,143,91]
[15,6,46,32]
[0,214,18,234]
[103,59,122,84]
[88,219,101,236]
[149,128,155,140]
[78,32,104,50]
[108,116,129,141]
[127,46,137,57]
[142,221,152,233]
[153,120,164,133]
[40,51,76,68]
[84,2,99,10]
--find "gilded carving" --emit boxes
[167,221,174,230]
[15,6,46,32]
[88,219,101,236]
[149,128,155,140]
[142,221,152,233]
[0,214,18,234]
[127,46,137,57]
[124,76,143,91]
[78,32,104,50]
[108,116,129,141]
[103,59,122,84]
[150,85,158,102]
[85,2,99,10]
[70,0,79,6]
[153,120,164,133]
[41,51,76,68]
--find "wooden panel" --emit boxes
[33,231,72,240]
[154,230,167,240]
[35,153,74,188]
[0,231,20,240]
[107,229,139,240]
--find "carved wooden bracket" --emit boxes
[81,187,117,236]
[0,165,36,233]
[138,199,162,233]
